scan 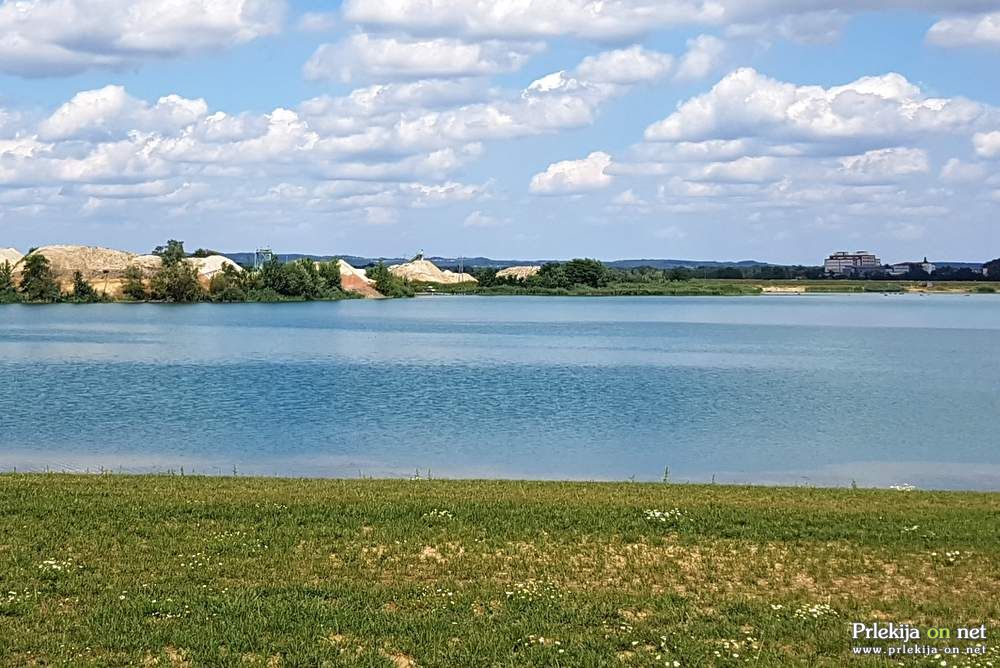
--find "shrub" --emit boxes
[209,264,248,302]
[69,271,103,303]
[151,260,204,303]
[365,262,414,297]
[122,265,148,301]
[317,260,341,292]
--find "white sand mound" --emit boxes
[10,246,239,296]
[496,265,541,281]
[388,259,477,284]
[1,248,23,267]
[190,255,242,280]
[337,259,373,285]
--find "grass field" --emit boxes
[1,475,997,666]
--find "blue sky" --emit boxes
[1,1,999,263]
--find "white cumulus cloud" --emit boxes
[837,147,929,182]
[644,68,985,145]
[675,35,726,81]
[39,86,208,141]
[927,12,1000,47]
[530,151,614,194]
[342,0,723,40]
[0,0,285,77]
[575,45,674,84]
[973,131,1000,158]
[303,33,541,82]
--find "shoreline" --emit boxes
[4,282,999,304]
[3,469,1000,492]
[3,468,998,493]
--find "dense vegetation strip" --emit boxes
[423,258,1000,296]
[1,475,997,666]
[4,248,999,304]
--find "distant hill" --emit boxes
[604,259,771,269]
[221,253,777,270]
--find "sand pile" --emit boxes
[133,255,165,277]
[496,265,541,281]
[190,255,242,285]
[389,259,477,284]
[11,246,240,296]
[1,248,23,267]
[13,245,145,296]
[337,259,382,298]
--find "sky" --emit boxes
[1,1,999,263]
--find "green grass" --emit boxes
[1,475,997,666]
[419,279,1000,297]
[419,281,762,296]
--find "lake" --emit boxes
[1,295,999,489]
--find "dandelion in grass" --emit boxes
[714,633,760,663]
[506,579,564,602]
[930,550,966,565]
[37,558,82,572]
[520,635,563,652]
[644,508,684,523]
[423,509,455,520]
[793,602,837,620]
[1,588,37,607]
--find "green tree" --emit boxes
[70,271,102,303]
[0,260,19,304]
[282,258,325,299]
[151,260,203,303]
[209,264,248,302]
[18,253,61,303]
[365,262,414,298]
[985,258,1000,279]
[317,259,342,292]
[122,265,148,301]
[530,262,571,289]
[562,258,608,288]
[258,258,290,295]
[473,267,499,286]
[153,240,187,267]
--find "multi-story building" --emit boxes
[824,251,882,276]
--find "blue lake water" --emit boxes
[1,295,999,489]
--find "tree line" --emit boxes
[0,240,362,304]
[454,259,823,290]
[456,258,1000,289]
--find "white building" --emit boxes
[889,258,935,276]
[824,251,882,275]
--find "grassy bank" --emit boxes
[1,475,997,666]
[416,280,763,296]
[420,279,1000,297]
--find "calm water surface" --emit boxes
[2,295,999,489]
